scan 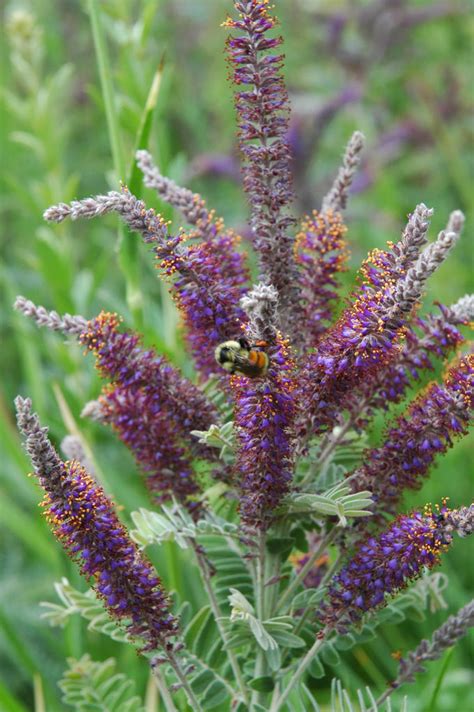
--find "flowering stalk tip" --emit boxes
[15,397,177,652]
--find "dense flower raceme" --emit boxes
[224,1,300,328]
[232,334,297,528]
[294,209,349,347]
[322,509,459,632]
[14,299,216,508]
[15,397,177,652]
[351,354,474,514]
[96,384,201,512]
[79,311,221,509]
[44,187,247,377]
[347,294,474,424]
[230,283,298,528]
[78,311,217,445]
[298,205,459,435]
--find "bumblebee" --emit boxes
[214,337,269,377]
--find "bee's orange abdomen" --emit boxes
[248,350,259,365]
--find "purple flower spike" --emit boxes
[297,205,461,436]
[98,384,202,513]
[44,187,247,378]
[15,397,177,652]
[232,334,297,529]
[295,210,349,346]
[224,1,300,332]
[350,296,473,422]
[352,354,474,513]
[79,311,217,449]
[322,509,456,631]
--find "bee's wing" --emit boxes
[231,352,251,368]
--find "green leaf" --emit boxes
[308,655,325,678]
[270,630,306,649]
[291,588,326,610]
[266,537,295,554]
[249,676,275,693]
[184,606,212,651]
[265,645,281,672]
[58,655,144,712]
[320,642,340,666]
[127,59,165,196]
[334,633,356,651]
[201,680,229,709]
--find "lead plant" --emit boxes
[13,1,473,710]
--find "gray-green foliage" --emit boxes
[59,656,144,712]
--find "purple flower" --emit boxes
[232,335,297,529]
[351,298,472,420]
[98,384,202,513]
[224,1,300,331]
[297,205,459,436]
[15,397,177,652]
[79,311,217,447]
[294,209,348,346]
[352,354,474,513]
[322,509,455,631]
[44,188,247,378]
[165,234,248,376]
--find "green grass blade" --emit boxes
[0,680,30,712]
[426,646,455,712]
[127,56,165,196]
[87,0,143,329]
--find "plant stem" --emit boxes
[251,529,269,710]
[192,543,249,706]
[291,551,343,641]
[166,651,204,711]
[150,663,179,712]
[275,527,338,613]
[269,631,330,711]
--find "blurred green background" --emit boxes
[0,1,472,710]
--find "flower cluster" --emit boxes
[14,299,217,509]
[224,0,299,329]
[44,186,247,377]
[294,209,348,346]
[351,354,474,513]
[15,397,177,652]
[347,294,473,425]
[322,509,454,631]
[232,284,298,528]
[298,205,460,435]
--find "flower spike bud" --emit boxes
[14,296,87,335]
[61,435,95,476]
[445,505,474,538]
[450,294,474,323]
[15,397,177,652]
[240,283,279,345]
[388,600,474,691]
[321,131,365,213]
[446,209,465,236]
[394,229,459,315]
[136,149,217,241]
